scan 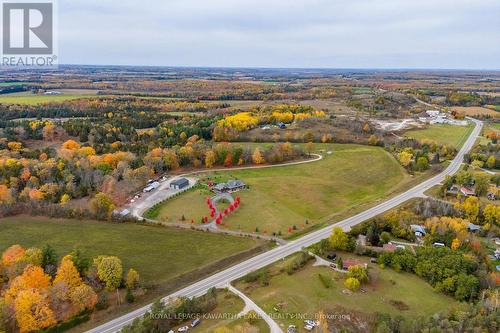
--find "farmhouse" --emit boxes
[170,178,189,190]
[213,179,246,193]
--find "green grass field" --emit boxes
[235,254,458,329]
[0,91,98,105]
[146,188,214,223]
[0,216,260,284]
[404,123,474,148]
[153,144,410,235]
[0,81,28,87]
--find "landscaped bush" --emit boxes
[318,273,332,288]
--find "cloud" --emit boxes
[58,0,500,69]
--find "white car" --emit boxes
[304,325,313,331]
[304,320,316,327]
[178,326,189,332]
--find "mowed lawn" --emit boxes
[209,144,408,234]
[404,123,474,148]
[150,189,213,223]
[0,216,260,284]
[235,258,458,329]
[153,144,409,235]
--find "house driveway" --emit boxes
[227,284,283,333]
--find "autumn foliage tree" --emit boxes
[93,256,123,291]
[329,227,350,251]
[14,289,56,333]
[90,192,115,220]
[252,148,265,164]
[125,268,140,290]
[53,255,83,292]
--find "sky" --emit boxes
[58,0,500,69]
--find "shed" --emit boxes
[170,178,189,190]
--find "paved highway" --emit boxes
[87,118,482,333]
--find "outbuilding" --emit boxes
[170,178,189,190]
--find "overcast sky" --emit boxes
[58,0,500,69]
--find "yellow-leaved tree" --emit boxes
[252,148,265,164]
[14,289,56,333]
[54,255,83,291]
[94,256,123,291]
[205,150,216,168]
[125,268,140,290]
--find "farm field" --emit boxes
[152,144,411,235]
[235,253,459,330]
[451,106,499,118]
[0,90,100,104]
[0,216,261,284]
[0,81,29,86]
[404,123,474,148]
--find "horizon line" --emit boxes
[55,64,500,72]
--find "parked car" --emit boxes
[326,253,337,260]
[395,245,406,250]
[304,320,317,327]
[370,257,377,263]
[168,330,174,333]
[191,319,200,327]
[178,326,189,332]
[287,325,297,333]
[433,242,445,247]
[304,324,314,331]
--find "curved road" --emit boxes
[87,118,482,333]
